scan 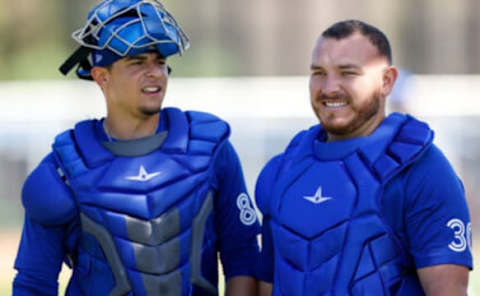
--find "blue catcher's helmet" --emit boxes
[59,0,189,80]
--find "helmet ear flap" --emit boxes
[167,66,172,75]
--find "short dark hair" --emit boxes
[322,20,392,64]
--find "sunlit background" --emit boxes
[1,0,480,294]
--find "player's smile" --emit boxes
[141,86,162,94]
[140,84,164,98]
[321,95,349,108]
[323,101,347,108]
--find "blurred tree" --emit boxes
[0,0,479,80]
[0,0,70,79]
[466,0,480,74]
[59,0,95,45]
[400,0,429,73]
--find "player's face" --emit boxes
[103,52,169,119]
[309,33,397,141]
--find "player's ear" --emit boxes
[382,65,398,97]
[91,66,110,88]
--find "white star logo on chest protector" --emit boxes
[125,165,161,182]
[303,186,332,204]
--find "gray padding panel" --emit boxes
[189,192,217,295]
[80,213,132,296]
[126,208,180,246]
[133,237,180,274]
[101,131,168,156]
[141,269,183,296]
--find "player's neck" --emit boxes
[104,113,160,141]
[326,111,385,142]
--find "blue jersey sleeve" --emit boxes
[13,217,79,296]
[21,154,77,225]
[214,141,260,280]
[255,154,284,283]
[402,145,473,269]
[13,154,79,295]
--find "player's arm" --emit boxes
[214,141,261,295]
[404,146,472,295]
[255,156,284,296]
[13,218,77,296]
[258,282,273,296]
[13,154,77,295]
[225,276,257,296]
[417,264,468,296]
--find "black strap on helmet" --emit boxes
[59,44,172,80]
[59,46,92,76]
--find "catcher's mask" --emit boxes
[59,0,189,80]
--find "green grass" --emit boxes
[1,274,69,295]
[0,285,9,296]
[3,265,224,295]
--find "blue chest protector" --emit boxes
[264,114,433,296]
[52,108,229,296]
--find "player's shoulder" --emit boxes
[399,143,465,208]
[184,108,224,122]
[22,153,77,226]
[259,154,285,176]
[214,140,237,163]
[212,140,241,181]
[417,143,451,165]
[255,154,285,214]
[182,109,230,141]
[257,154,285,189]
[183,108,228,128]
[405,144,459,184]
